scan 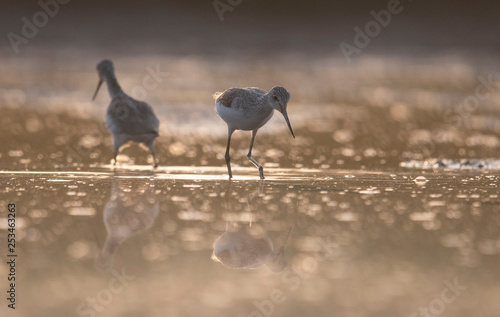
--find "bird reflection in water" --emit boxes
[212,183,293,273]
[95,176,159,270]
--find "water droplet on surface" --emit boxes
[333,129,354,144]
[67,208,96,216]
[335,212,359,222]
[409,211,435,221]
[428,201,445,207]
[359,188,380,194]
[8,150,24,157]
[67,240,91,259]
[413,176,428,184]
[183,184,202,188]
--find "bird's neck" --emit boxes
[103,75,124,99]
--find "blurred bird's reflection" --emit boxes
[212,183,293,272]
[95,176,159,270]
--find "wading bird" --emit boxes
[92,60,160,167]
[214,86,295,179]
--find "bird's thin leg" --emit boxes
[225,128,234,179]
[113,145,119,166]
[247,129,264,179]
[148,142,158,168]
[112,135,124,166]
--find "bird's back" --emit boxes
[215,87,266,109]
[106,95,159,136]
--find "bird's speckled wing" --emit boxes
[106,96,159,136]
[215,88,242,108]
[215,87,274,131]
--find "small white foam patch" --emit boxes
[400,159,500,171]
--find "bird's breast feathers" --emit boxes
[216,101,273,131]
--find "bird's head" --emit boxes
[96,60,114,79]
[268,86,294,138]
[92,60,114,101]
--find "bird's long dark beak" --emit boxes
[92,79,103,101]
[282,109,295,139]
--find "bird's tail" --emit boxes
[213,92,223,100]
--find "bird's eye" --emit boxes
[273,96,278,101]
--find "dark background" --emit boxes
[2,0,500,58]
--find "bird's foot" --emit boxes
[258,167,265,179]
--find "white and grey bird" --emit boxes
[92,60,160,167]
[214,86,295,179]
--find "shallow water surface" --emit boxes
[2,5,500,315]
[1,168,500,317]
